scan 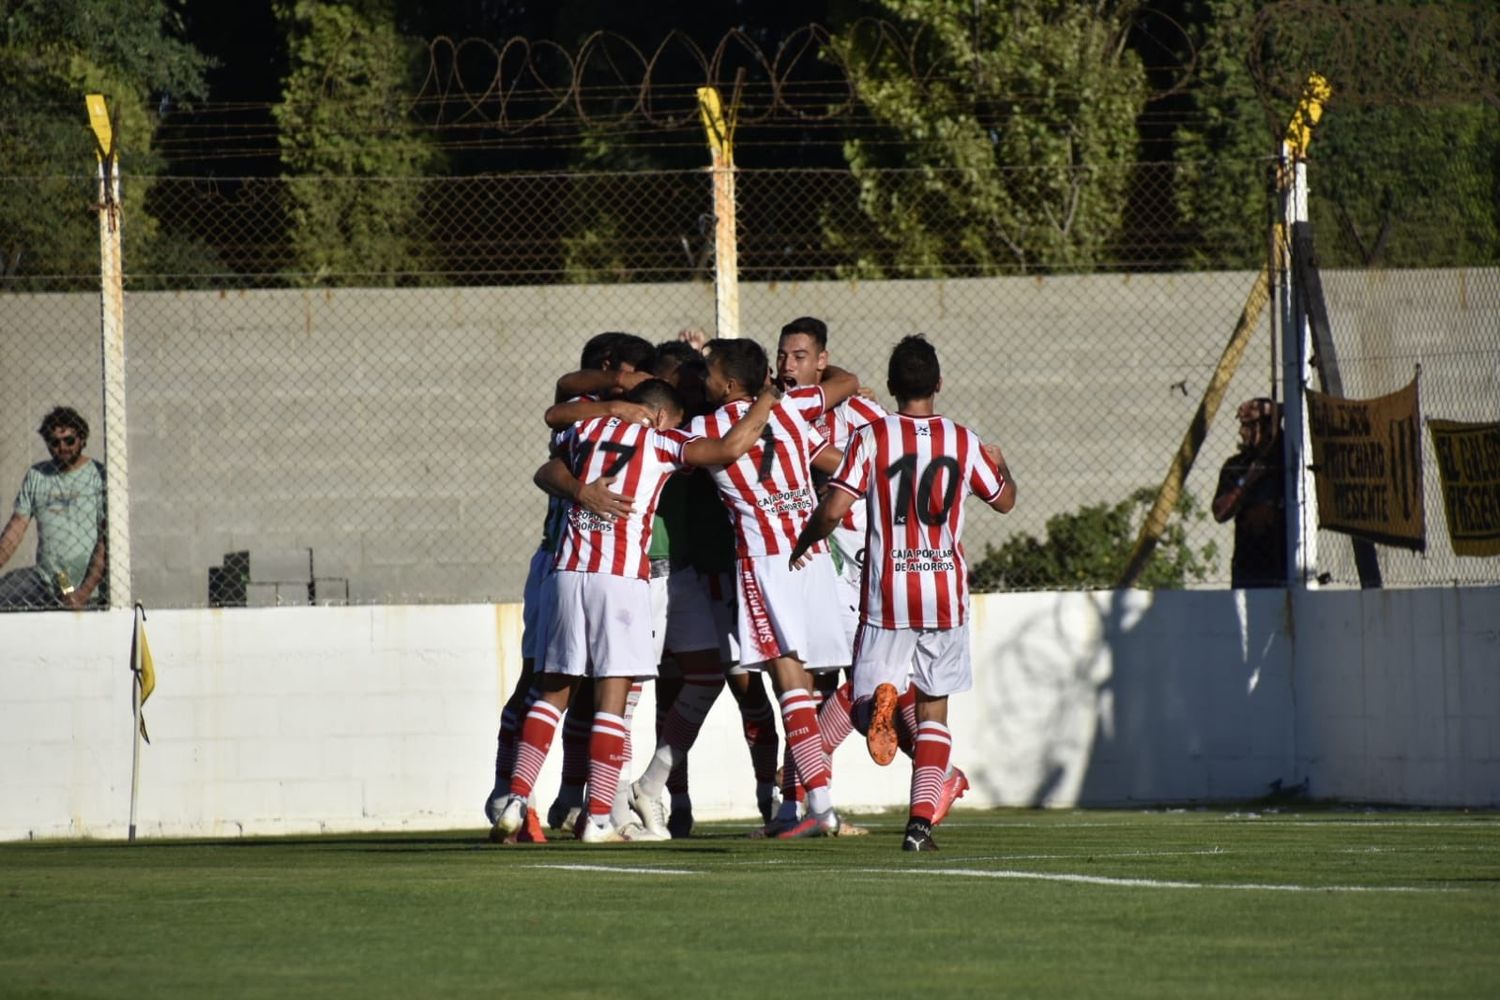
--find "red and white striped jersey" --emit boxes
[688,396,829,557]
[553,416,696,579]
[812,394,887,534]
[829,413,1006,629]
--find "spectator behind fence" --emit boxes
[1212,397,1286,589]
[0,407,107,610]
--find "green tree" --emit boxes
[0,0,211,286]
[1170,1,1500,269]
[825,1,1149,276]
[969,487,1218,591]
[274,0,440,285]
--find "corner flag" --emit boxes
[131,604,155,743]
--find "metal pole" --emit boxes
[698,85,740,339]
[128,607,143,842]
[1277,75,1331,589]
[87,95,132,608]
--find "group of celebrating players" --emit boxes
[485,317,1015,851]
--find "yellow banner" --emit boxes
[1306,378,1424,550]
[1429,419,1500,557]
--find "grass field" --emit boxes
[2,808,1497,998]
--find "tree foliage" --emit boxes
[825,0,1149,277]
[968,487,1218,592]
[0,0,211,283]
[274,0,440,284]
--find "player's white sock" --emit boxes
[638,744,681,799]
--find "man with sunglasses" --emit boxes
[0,407,107,610]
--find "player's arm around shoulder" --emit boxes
[817,364,860,410]
[980,440,1017,514]
[683,379,781,467]
[545,396,653,430]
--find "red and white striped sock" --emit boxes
[494,686,539,789]
[510,700,564,799]
[779,689,831,804]
[896,685,919,758]
[909,720,952,824]
[818,681,855,756]
[587,712,630,821]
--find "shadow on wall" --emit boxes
[966,589,1296,807]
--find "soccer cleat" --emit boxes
[484,787,507,825]
[618,821,668,842]
[517,803,548,843]
[494,793,528,839]
[668,805,694,840]
[902,819,940,852]
[866,683,899,766]
[628,780,671,840]
[547,798,582,833]
[932,766,970,827]
[832,817,870,837]
[775,809,840,840]
[578,818,626,843]
[756,782,778,825]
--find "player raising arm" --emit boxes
[790,334,1015,852]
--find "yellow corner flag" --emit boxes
[131,604,155,743]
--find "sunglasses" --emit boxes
[45,434,79,448]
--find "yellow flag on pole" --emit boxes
[131,605,155,743]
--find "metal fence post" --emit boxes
[1277,74,1331,589]
[87,94,132,608]
[697,85,740,339]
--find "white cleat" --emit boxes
[578,818,627,843]
[628,780,671,840]
[494,793,528,838]
[618,820,668,842]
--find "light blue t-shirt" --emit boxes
[13,460,106,588]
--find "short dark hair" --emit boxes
[579,333,621,370]
[626,378,686,417]
[39,406,89,441]
[705,338,768,393]
[653,340,700,379]
[779,316,828,350]
[610,334,656,373]
[887,335,940,402]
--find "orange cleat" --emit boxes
[517,803,549,843]
[866,683,899,766]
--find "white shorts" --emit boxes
[705,570,745,674]
[851,621,972,702]
[543,570,658,680]
[828,527,865,655]
[736,552,848,673]
[521,546,556,660]
[664,565,722,655]
[650,564,670,665]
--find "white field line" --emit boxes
[525,864,698,875]
[931,818,1499,830]
[867,867,1455,893]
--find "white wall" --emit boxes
[2,587,1497,841]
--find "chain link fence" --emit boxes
[1,148,1495,610]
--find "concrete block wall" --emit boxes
[2,586,1496,841]
[3,270,1493,608]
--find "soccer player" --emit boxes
[690,337,859,838]
[484,332,653,843]
[773,317,889,832]
[496,377,779,842]
[789,335,1016,852]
